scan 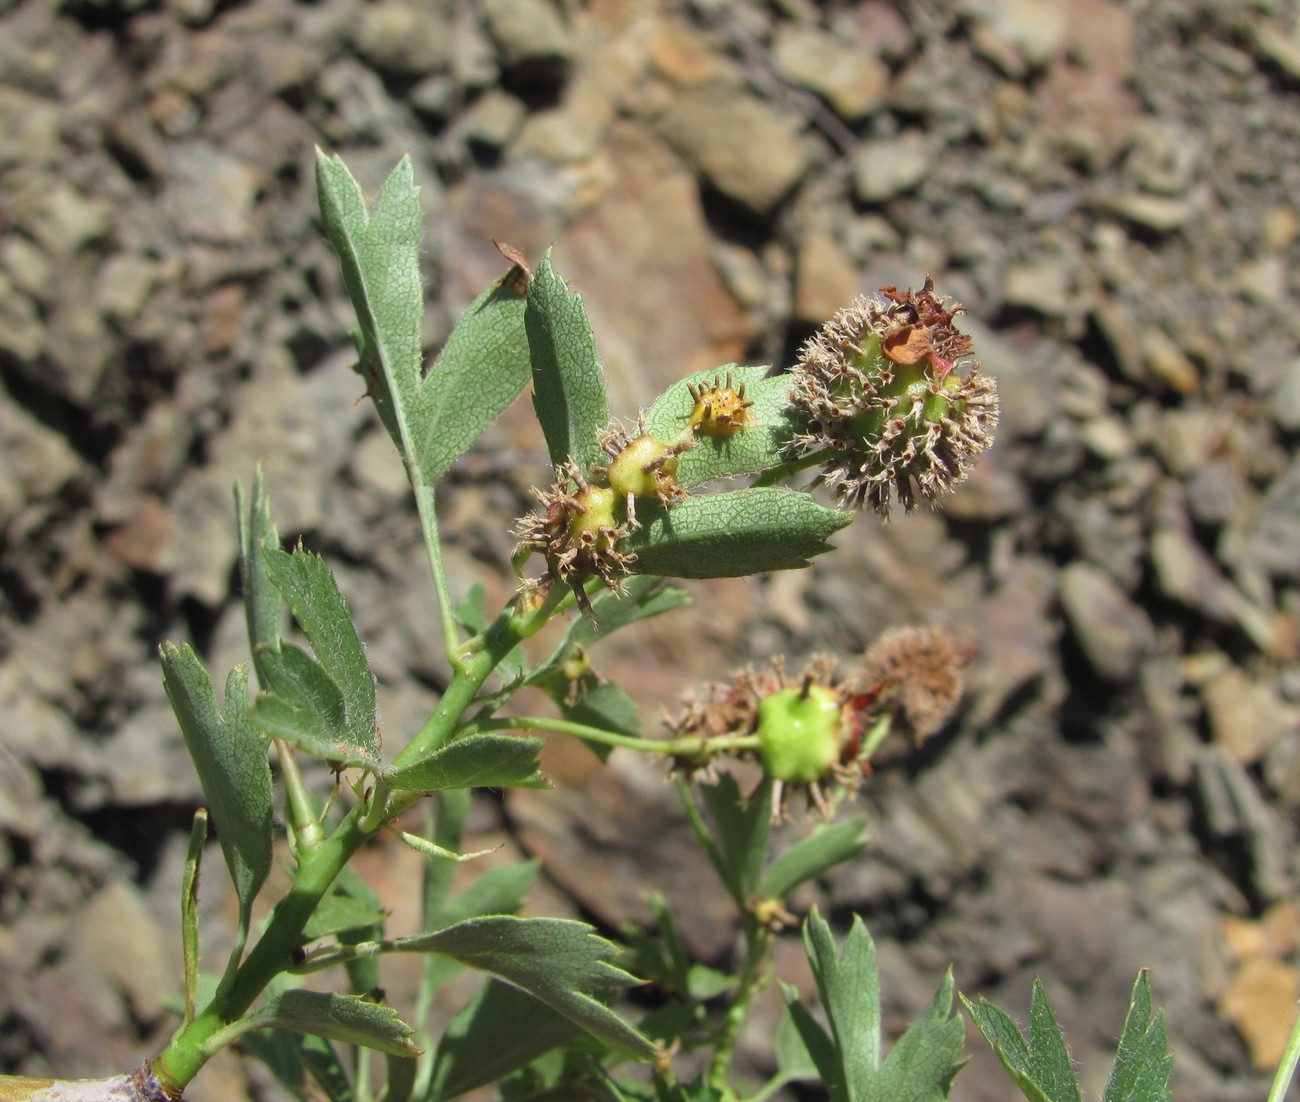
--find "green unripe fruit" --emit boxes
[606,434,680,501]
[755,684,844,782]
[568,485,618,545]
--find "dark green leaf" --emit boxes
[526,249,609,474]
[231,990,420,1058]
[1103,972,1172,1102]
[315,152,425,463]
[961,979,1081,1102]
[624,488,852,579]
[803,910,880,1101]
[877,969,965,1102]
[253,642,348,750]
[261,547,378,762]
[699,774,770,907]
[238,1032,354,1102]
[781,984,845,1102]
[760,815,868,901]
[384,733,548,791]
[643,365,795,489]
[420,265,531,482]
[302,890,386,942]
[393,915,655,1057]
[427,979,580,1102]
[161,648,273,930]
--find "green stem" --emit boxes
[1267,1005,1300,1102]
[708,919,772,1093]
[153,802,377,1092]
[750,449,827,488]
[479,715,760,759]
[412,481,465,674]
[275,738,324,851]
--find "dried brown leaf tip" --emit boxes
[492,238,530,295]
[785,278,999,517]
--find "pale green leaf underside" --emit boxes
[316,150,531,486]
[624,487,852,578]
[161,646,273,924]
[384,733,549,791]
[392,915,655,1058]
[315,151,424,463]
[233,989,420,1058]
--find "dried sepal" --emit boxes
[785,277,999,518]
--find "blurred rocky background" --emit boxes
[3,0,1300,1098]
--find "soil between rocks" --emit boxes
[3,1,1300,1100]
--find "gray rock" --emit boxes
[962,0,1067,75]
[772,23,888,120]
[852,132,932,204]
[1268,359,1300,432]
[481,0,571,72]
[1187,458,1248,528]
[656,88,808,216]
[164,141,265,245]
[1059,561,1156,683]
[1230,455,1300,580]
[356,0,453,76]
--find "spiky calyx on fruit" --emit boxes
[513,461,634,602]
[785,277,999,518]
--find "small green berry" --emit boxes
[605,434,681,504]
[755,683,844,783]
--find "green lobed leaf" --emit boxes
[384,733,549,791]
[1102,972,1172,1102]
[760,815,869,902]
[230,990,421,1059]
[960,979,1081,1102]
[391,915,655,1058]
[161,647,273,932]
[876,968,966,1102]
[804,911,881,1102]
[261,547,378,761]
[426,979,580,1102]
[643,364,796,489]
[315,151,425,464]
[623,488,852,579]
[526,249,609,475]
